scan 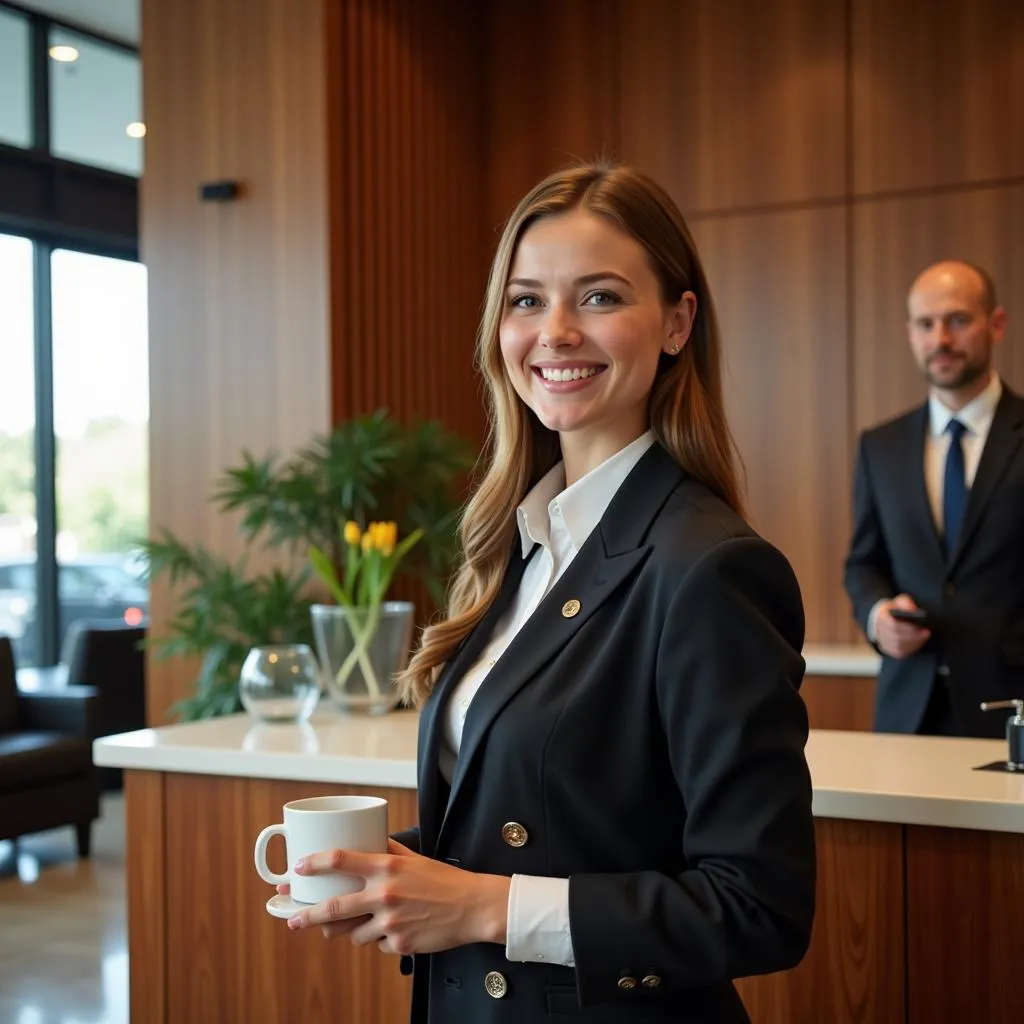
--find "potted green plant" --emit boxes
[141,410,474,721]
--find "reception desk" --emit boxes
[96,708,1024,1024]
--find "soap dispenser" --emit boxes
[979,699,1024,770]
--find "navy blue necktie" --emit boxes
[942,418,968,559]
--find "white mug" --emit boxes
[254,795,389,904]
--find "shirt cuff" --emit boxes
[867,598,888,643]
[505,874,575,967]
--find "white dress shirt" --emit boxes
[868,373,1002,640]
[438,430,656,968]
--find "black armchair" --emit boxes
[0,636,101,857]
[61,620,147,789]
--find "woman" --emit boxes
[283,163,816,1022]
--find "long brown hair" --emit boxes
[399,162,744,706]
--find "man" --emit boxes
[844,260,1024,738]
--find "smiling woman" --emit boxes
[280,163,816,1024]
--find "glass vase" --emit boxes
[238,644,322,723]
[310,601,414,715]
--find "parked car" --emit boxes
[0,554,149,667]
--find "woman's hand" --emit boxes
[281,839,511,955]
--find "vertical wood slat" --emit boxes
[125,770,167,1024]
[485,0,623,236]
[329,0,488,448]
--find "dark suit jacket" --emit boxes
[844,386,1024,737]
[394,443,815,1023]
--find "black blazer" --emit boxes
[394,444,815,1023]
[844,386,1024,736]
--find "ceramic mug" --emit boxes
[254,795,388,904]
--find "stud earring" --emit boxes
[668,344,680,355]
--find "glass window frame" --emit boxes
[0,1,140,167]
[0,4,32,148]
[0,227,140,667]
[0,4,140,668]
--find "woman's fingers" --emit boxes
[288,889,373,930]
[321,916,371,939]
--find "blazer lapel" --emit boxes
[903,405,946,564]
[415,543,537,855]
[435,444,684,850]
[948,389,1024,571]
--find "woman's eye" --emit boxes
[584,290,621,307]
[509,294,540,309]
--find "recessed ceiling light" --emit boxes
[48,45,79,62]
[125,122,146,138]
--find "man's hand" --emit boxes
[875,594,931,659]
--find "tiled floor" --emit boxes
[0,793,127,1024]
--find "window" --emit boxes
[49,28,142,176]
[0,7,31,148]
[0,233,38,666]
[52,249,149,649]
[0,6,142,670]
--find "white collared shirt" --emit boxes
[438,430,656,968]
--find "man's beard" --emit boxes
[923,349,989,390]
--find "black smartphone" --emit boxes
[889,607,931,627]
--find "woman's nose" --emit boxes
[538,306,581,348]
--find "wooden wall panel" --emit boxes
[485,0,622,242]
[852,0,1024,195]
[802,676,876,732]
[142,0,332,722]
[693,208,854,642]
[736,819,905,1024]
[852,185,1024,433]
[906,825,1024,1024]
[140,0,1024,727]
[164,773,417,1024]
[620,0,847,214]
[329,0,488,442]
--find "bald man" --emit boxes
[844,260,1024,737]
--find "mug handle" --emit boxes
[254,823,289,885]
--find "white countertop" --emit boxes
[95,708,420,788]
[802,643,880,677]
[95,707,1024,834]
[807,730,1024,833]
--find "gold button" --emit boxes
[501,821,528,847]
[484,970,508,999]
[561,598,581,618]
[617,976,637,990]
[642,974,661,988]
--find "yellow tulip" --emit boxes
[343,520,361,546]
[361,530,373,552]
[380,521,397,557]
